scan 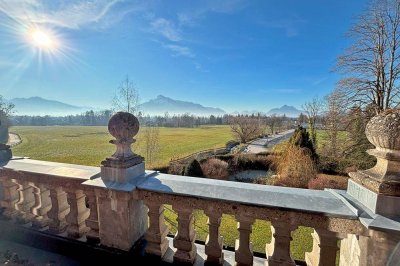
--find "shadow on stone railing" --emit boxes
[0,111,400,266]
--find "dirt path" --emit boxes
[7,132,22,147]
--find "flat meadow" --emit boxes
[10,125,313,261]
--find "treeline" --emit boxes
[10,110,297,128]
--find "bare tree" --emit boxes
[266,114,284,134]
[228,115,264,143]
[112,76,140,114]
[143,126,160,166]
[323,91,345,157]
[303,97,323,147]
[336,0,400,113]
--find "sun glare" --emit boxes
[29,29,57,50]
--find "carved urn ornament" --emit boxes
[101,112,144,168]
[349,109,400,196]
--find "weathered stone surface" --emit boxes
[339,234,361,266]
[347,179,400,215]
[235,214,254,266]
[266,222,296,266]
[305,229,343,266]
[144,200,169,258]
[173,205,197,264]
[204,207,224,265]
[65,189,90,238]
[47,186,70,234]
[31,183,51,228]
[349,109,400,198]
[95,189,147,251]
[85,189,100,243]
[101,112,143,169]
[365,109,400,150]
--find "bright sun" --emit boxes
[30,29,55,50]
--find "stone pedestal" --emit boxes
[0,144,11,162]
[345,110,400,265]
[83,112,148,251]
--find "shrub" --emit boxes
[288,126,318,161]
[201,158,229,180]
[168,163,185,175]
[308,174,348,190]
[231,154,272,171]
[318,155,376,176]
[274,144,317,188]
[184,159,204,177]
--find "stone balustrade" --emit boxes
[0,157,379,265]
[0,111,400,265]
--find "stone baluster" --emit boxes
[204,208,224,265]
[0,177,19,219]
[85,189,100,243]
[14,179,35,223]
[47,185,70,233]
[65,188,90,238]
[144,201,169,258]
[31,183,52,228]
[173,205,197,264]
[305,229,343,266]
[235,214,255,266]
[265,221,296,266]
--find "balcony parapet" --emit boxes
[1,111,400,265]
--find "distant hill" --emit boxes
[10,97,89,116]
[267,105,303,117]
[140,95,226,116]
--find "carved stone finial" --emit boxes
[101,112,143,168]
[0,114,11,161]
[349,109,400,196]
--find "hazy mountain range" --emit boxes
[140,95,225,116]
[8,96,303,117]
[267,105,303,117]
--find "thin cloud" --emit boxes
[177,0,248,26]
[0,0,139,29]
[150,18,182,42]
[260,16,306,37]
[164,44,194,57]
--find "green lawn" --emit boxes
[11,125,233,168]
[10,125,313,261]
[315,129,348,152]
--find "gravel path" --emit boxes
[244,129,295,153]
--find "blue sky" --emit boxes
[0,0,367,113]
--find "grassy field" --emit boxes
[11,125,233,168]
[10,125,313,261]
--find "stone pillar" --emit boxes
[47,185,70,233]
[235,214,255,266]
[305,229,342,266]
[31,183,52,228]
[14,179,35,223]
[144,200,169,258]
[0,177,19,219]
[345,109,400,264]
[173,205,197,264]
[265,222,296,266]
[339,234,361,266]
[65,188,90,238]
[204,208,224,266]
[85,189,100,243]
[83,112,148,251]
